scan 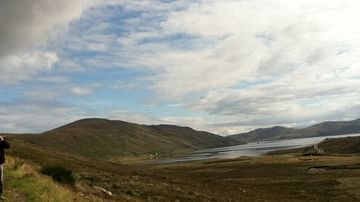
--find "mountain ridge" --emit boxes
[227,118,360,143]
[16,118,240,159]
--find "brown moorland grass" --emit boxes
[5,133,360,201]
[22,118,239,159]
[7,141,360,201]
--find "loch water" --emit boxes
[160,133,360,163]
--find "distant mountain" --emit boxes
[227,118,360,143]
[227,126,300,143]
[17,118,239,159]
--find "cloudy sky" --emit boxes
[1,0,360,135]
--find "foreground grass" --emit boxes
[6,138,360,201]
[4,156,90,202]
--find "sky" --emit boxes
[1,0,360,135]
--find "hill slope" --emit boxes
[227,118,360,143]
[269,135,360,155]
[17,118,239,159]
[317,136,360,154]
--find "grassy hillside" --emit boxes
[269,136,360,156]
[15,118,238,159]
[6,151,360,201]
[4,127,360,201]
[228,118,360,143]
[304,119,360,136]
[227,126,300,143]
[318,136,360,154]
[4,156,105,202]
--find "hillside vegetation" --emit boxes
[14,118,239,159]
[4,118,360,201]
[269,135,360,156]
[228,118,360,143]
[4,156,103,202]
[7,148,360,201]
[318,136,360,154]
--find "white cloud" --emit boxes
[0,0,98,84]
[71,86,93,96]
[0,101,84,133]
[22,83,96,102]
[3,0,360,134]
[0,0,98,57]
[148,0,360,96]
[108,110,161,125]
[39,76,70,83]
[23,87,65,102]
[107,0,360,133]
[0,52,58,84]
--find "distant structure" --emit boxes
[313,143,324,154]
[304,143,324,156]
[149,152,159,160]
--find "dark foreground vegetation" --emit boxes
[40,165,76,185]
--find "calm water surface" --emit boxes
[160,133,360,163]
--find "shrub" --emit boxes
[40,165,76,185]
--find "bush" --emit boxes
[40,165,76,185]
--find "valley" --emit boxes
[6,147,360,201]
[2,1,359,201]
[4,118,360,201]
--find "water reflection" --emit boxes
[160,133,360,163]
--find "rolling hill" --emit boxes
[227,118,360,143]
[316,136,360,154]
[14,118,239,159]
[269,135,360,155]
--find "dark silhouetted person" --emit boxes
[0,136,9,200]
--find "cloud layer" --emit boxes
[106,0,360,133]
[2,0,360,134]
[0,0,97,84]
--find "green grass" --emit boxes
[4,156,83,202]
